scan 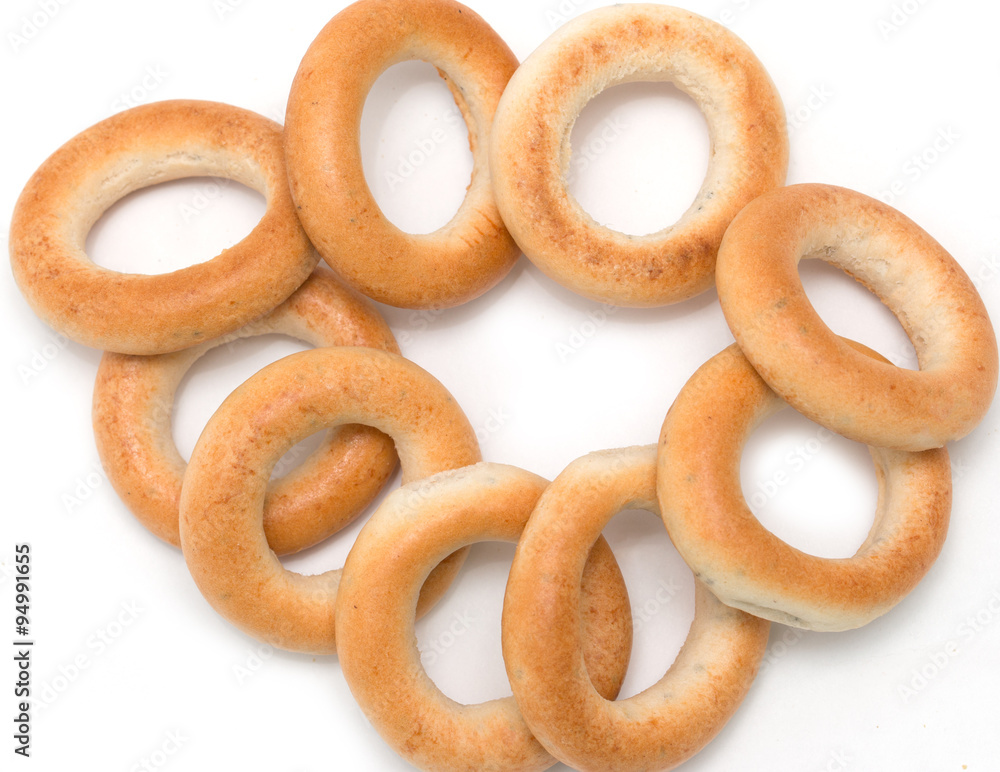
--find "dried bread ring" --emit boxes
[285,0,520,309]
[336,462,632,772]
[9,99,317,355]
[490,4,788,307]
[716,183,998,451]
[93,269,399,555]
[179,347,481,654]
[657,342,953,632]
[503,445,769,772]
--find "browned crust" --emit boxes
[657,343,953,631]
[490,4,788,307]
[9,99,317,354]
[336,463,632,772]
[285,0,520,309]
[504,446,769,772]
[93,269,400,555]
[178,347,481,654]
[716,183,998,450]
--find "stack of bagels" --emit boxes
[9,2,997,770]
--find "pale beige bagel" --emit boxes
[657,343,953,632]
[93,269,399,555]
[503,445,769,772]
[716,183,998,451]
[285,0,520,309]
[490,4,788,307]
[178,347,481,654]
[336,463,632,772]
[9,99,317,355]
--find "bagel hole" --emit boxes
[567,81,708,237]
[799,258,919,369]
[601,509,696,700]
[172,334,315,467]
[278,465,402,574]
[740,408,878,558]
[415,541,515,704]
[360,60,474,234]
[85,177,266,274]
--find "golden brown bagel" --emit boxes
[503,445,769,772]
[657,343,953,631]
[716,183,998,451]
[337,462,632,772]
[179,347,481,654]
[93,269,399,555]
[490,4,788,307]
[10,99,317,354]
[285,0,520,309]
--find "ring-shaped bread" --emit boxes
[285,0,520,309]
[490,4,788,307]
[336,462,632,772]
[657,342,953,631]
[716,183,998,451]
[10,99,317,354]
[503,445,769,772]
[178,347,481,654]
[94,269,399,555]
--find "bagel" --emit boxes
[716,183,998,451]
[503,445,769,772]
[10,99,317,354]
[490,3,788,307]
[93,269,399,555]
[337,462,632,772]
[178,347,481,654]
[657,343,953,631]
[285,0,520,309]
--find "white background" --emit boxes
[2,0,999,770]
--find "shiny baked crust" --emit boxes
[490,4,788,307]
[94,269,399,555]
[179,347,481,654]
[716,183,998,451]
[285,0,520,309]
[10,99,317,354]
